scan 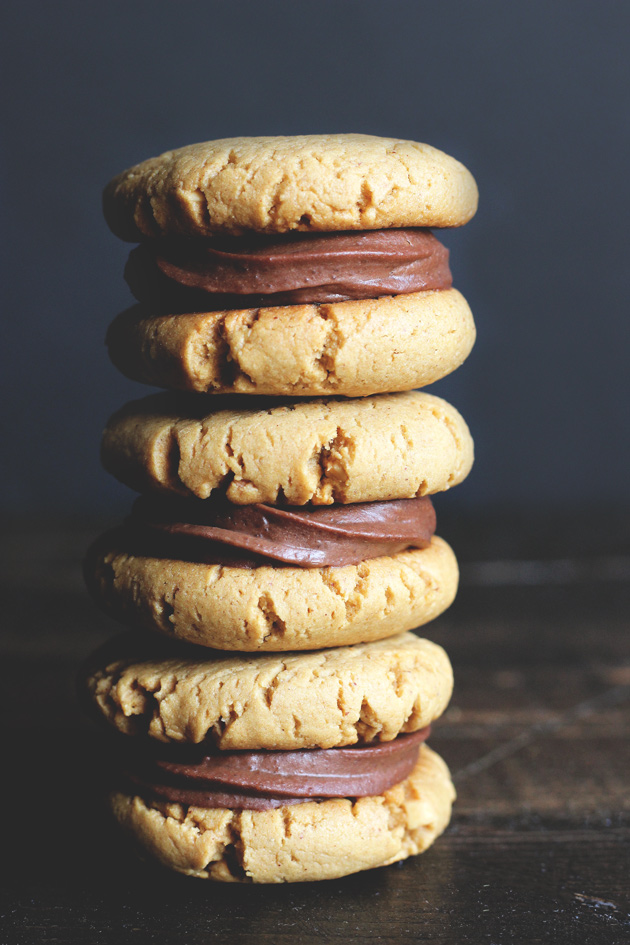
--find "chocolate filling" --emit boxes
[129,494,436,568]
[125,228,452,310]
[124,727,431,810]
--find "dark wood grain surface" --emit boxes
[1,515,629,945]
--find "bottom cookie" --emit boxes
[85,533,458,651]
[110,744,454,883]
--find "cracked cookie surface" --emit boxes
[101,390,474,505]
[109,745,454,882]
[107,289,475,397]
[103,134,478,240]
[85,533,458,651]
[81,631,453,749]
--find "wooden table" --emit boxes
[2,516,629,944]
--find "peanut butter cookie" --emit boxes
[101,391,474,505]
[104,134,478,240]
[81,631,453,748]
[109,745,454,883]
[85,532,458,651]
[107,289,475,397]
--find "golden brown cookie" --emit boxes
[101,391,474,505]
[109,744,454,883]
[85,531,458,651]
[107,289,476,397]
[103,134,478,241]
[81,631,453,748]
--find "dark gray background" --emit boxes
[2,0,629,518]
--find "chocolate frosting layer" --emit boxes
[126,728,431,810]
[125,228,452,309]
[130,494,436,568]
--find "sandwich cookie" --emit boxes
[110,746,454,882]
[103,134,477,398]
[81,633,455,882]
[91,390,469,649]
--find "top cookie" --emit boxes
[81,631,453,750]
[103,134,478,240]
[101,390,474,505]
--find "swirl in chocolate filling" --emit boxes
[129,494,436,568]
[125,228,452,310]
[124,727,431,810]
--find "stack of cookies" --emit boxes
[81,134,477,883]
